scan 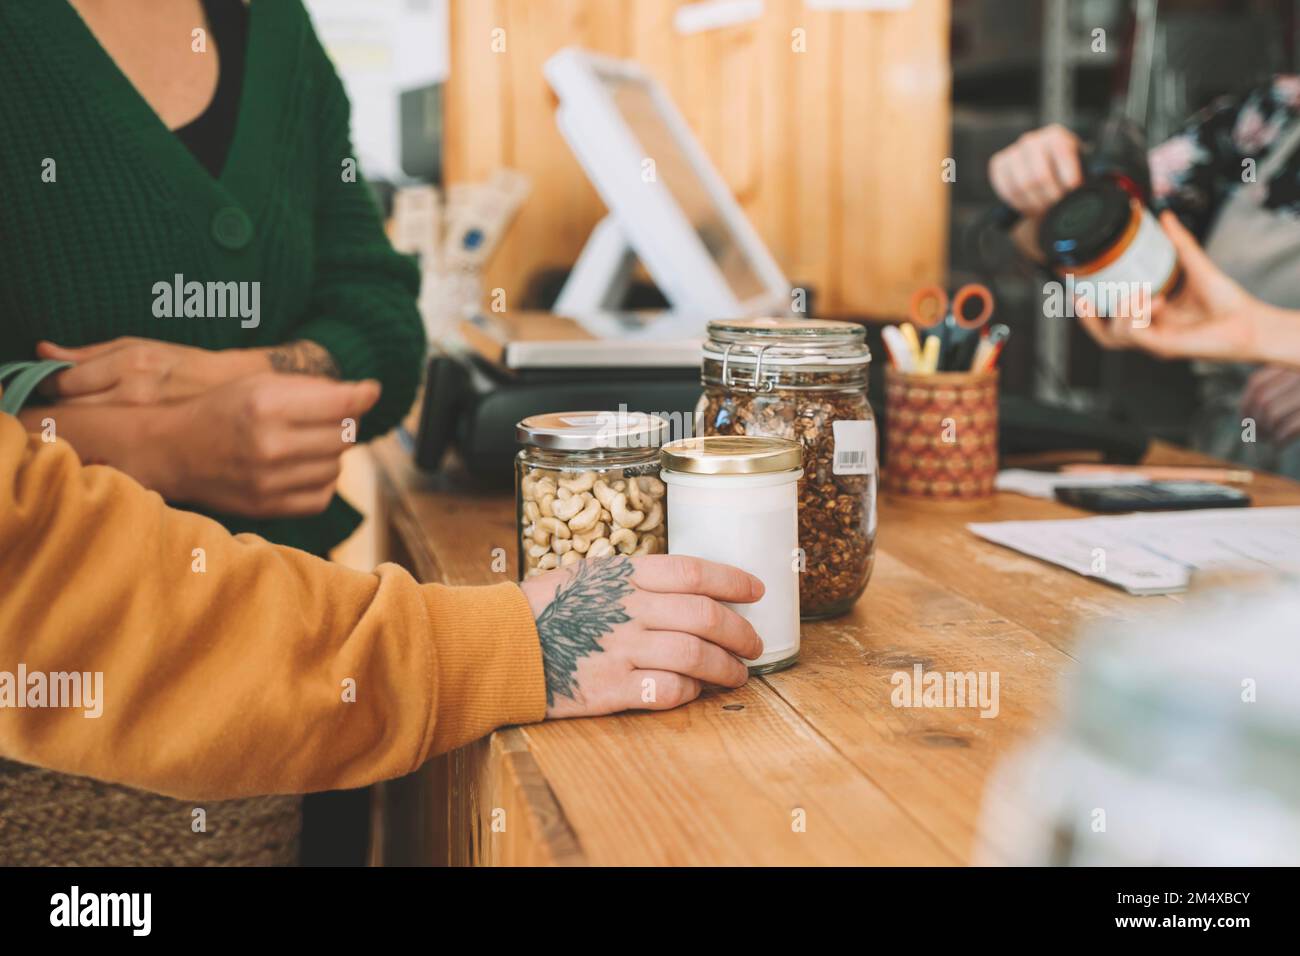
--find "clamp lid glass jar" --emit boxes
[697,317,877,619]
[515,411,669,580]
[704,317,871,392]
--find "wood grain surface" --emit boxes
[444,0,950,319]
[370,436,1300,865]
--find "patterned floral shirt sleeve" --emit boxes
[1149,75,1300,240]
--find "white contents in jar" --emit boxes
[662,469,803,672]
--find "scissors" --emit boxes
[908,284,996,371]
[908,283,995,330]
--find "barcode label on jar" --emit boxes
[832,420,876,475]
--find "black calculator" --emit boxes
[1054,481,1251,513]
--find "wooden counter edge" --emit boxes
[369,437,588,866]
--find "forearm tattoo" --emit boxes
[535,557,636,707]
[266,340,341,378]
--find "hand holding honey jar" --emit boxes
[1071,211,1295,366]
[989,122,1183,316]
[990,125,1300,368]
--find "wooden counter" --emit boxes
[367,435,1300,866]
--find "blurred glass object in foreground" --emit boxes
[976,586,1300,865]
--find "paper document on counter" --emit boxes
[967,507,1300,596]
[996,468,1151,500]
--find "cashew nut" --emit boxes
[538,494,556,518]
[560,550,582,567]
[527,542,550,559]
[556,486,572,501]
[536,516,571,539]
[534,477,557,499]
[551,493,587,521]
[586,537,614,559]
[592,479,618,509]
[625,476,644,510]
[523,500,540,523]
[567,497,602,533]
[635,501,663,532]
[634,476,665,499]
[558,471,596,493]
[552,537,573,555]
[610,527,638,554]
[537,552,560,571]
[572,521,607,554]
[635,533,661,555]
[609,493,644,529]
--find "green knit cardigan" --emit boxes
[0,0,426,556]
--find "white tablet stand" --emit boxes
[545,47,792,326]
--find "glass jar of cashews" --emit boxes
[515,411,670,581]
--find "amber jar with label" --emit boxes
[696,318,876,619]
[1038,181,1184,315]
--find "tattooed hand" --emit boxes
[264,340,342,379]
[519,555,765,719]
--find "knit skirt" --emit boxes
[0,759,300,866]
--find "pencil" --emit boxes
[919,334,940,374]
[1060,464,1255,484]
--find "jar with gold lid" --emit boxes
[661,435,804,673]
[696,317,876,619]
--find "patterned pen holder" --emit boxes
[883,368,999,507]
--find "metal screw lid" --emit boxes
[660,435,803,475]
[516,411,670,451]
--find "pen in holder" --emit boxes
[883,367,999,507]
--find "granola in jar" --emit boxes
[696,318,876,619]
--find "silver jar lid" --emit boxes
[704,316,871,376]
[703,317,870,393]
[706,317,869,360]
[516,411,670,452]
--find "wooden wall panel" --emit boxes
[445,0,950,320]
[790,1,837,302]
[444,0,507,183]
[839,9,880,313]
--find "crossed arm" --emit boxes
[18,338,368,518]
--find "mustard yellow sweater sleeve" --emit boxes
[0,414,546,800]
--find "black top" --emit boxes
[1038,180,1134,268]
[174,0,248,177]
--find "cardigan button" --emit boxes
[211,207,253,250]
